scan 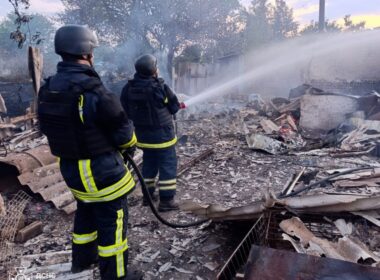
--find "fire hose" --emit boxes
[124,153,210,228]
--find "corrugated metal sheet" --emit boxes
[0,145,76,214]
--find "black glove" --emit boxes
[122,146,136,162]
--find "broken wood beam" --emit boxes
[281,175,295,195]
[260,119,280,134]
[330,146,376,158]
[178,148,214,176]
[278,98,300,114]
[285,167,306,195]
[16,221,43,242]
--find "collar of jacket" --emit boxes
[133,73,164,84]
[57,61,100,78]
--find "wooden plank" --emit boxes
[16,221,43,242]
[260,119,280,134]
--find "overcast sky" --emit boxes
[1,0,379,28]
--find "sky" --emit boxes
[0,0,380,28]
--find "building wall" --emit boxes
[174,55,244,97]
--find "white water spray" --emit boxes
[185,30,380,107]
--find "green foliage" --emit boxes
[0,13,57,80]
[300,20,342,34]
[343,15,366,31]
[60,0,242,79]
[272,0,298,40]
[176,45,203,64]
[0,13,55,52]
[7,0,47,48]
[244,0,274,50]
[300,15,365,35]
[243,0,299,51]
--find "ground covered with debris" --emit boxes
[2,86,380,279]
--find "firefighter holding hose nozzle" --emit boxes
[121,54,185,212]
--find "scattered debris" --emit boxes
[280,216,380,264]
[333,219,353,236]
[259,119,280,134]
[159,262,172,273]
[246,133,288,154]
[15,221,43,243]
[178,148,214,176]
[204,262,219,271]
[2,82,380,279]
[202,243,221,253]
[351,210,380,227]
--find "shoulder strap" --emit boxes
[69,77,104,96]
[154,78,167,98]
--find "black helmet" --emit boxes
[55,25,98,56]
[135,54,158,76]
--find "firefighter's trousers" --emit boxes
[142,146,177,200]
[72,195,129,280]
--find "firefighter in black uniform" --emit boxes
[120,54,185,212]
[37,25,142,280]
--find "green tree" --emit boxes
[300,19,342,34]
[300,15,366,35]
[343,15,365,31]
[60,0,242,80]
[0,13,57,80]
[272,0,298,40]
[244,0,274,50]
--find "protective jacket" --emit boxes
[38,62,136,202]
[121,74,180,149]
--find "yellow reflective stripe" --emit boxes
[71,171,132,198]
[73,231,97,244]
[116,209,124,277]
[71,176,135,203]
[136,137,177,149]
[78,95,84,123]
[78,159,98,193]
[119,133,137,149]
[87,160,98,192]
[79,160,91,193]
[98,239,128,257]
[164,97,169,104]
[159,179,176,185]
[159,185,177,191]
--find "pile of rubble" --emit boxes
[176,85,380,278]
[242,85,380,156]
